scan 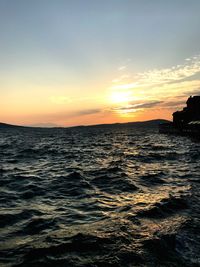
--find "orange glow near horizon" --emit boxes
[1,56,200,127]
[0,102,173,127]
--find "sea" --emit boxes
[0,125,200,267]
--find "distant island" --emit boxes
[0,119,169,130]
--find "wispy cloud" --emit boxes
[160,100,185,108]
[109,54,200,117]
[113,100,163,113]
[181,87,200,97]
[72,108,102,117]
[136,55,200,86]
[118,66,127,71]
[131,101,163,109]
[112,55,200,89]
[112,74,130,83]
[30,108,103,123]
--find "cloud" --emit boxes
[131,101,163,109]
[136,54,200,86]
[111,54,200,92]
[49,55,200,122]
[109,54,200,117]
[73,108,102,116]
[112,74,130,83]
[27,108,103,125]
[148,79,200,98]
[160,100,185,107]
[118,66,127,71]
[113,101,163,114]
[180,87,200,97]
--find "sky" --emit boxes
[0,0,200,127]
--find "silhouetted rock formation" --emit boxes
[173,96,200,127]
[159,96,200,139]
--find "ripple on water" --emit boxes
[0,127,199,267]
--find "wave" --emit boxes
[0,127,199,267]
[137,195,188,218]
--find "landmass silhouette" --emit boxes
[0,119,169,130]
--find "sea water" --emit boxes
[0,126,200,266]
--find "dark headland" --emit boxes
[159,96,200,139]
[0,119,169,130]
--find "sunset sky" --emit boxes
[0,0,200,126]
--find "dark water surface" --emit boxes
[0,126,200,267]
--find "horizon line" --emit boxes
[0,118,170,129]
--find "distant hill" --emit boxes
[71,119,170,129]
[0,119,170,130]
[0,122,26,128]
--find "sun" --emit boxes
[109,91,132,104]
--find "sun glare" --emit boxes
[109,91,132,104]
